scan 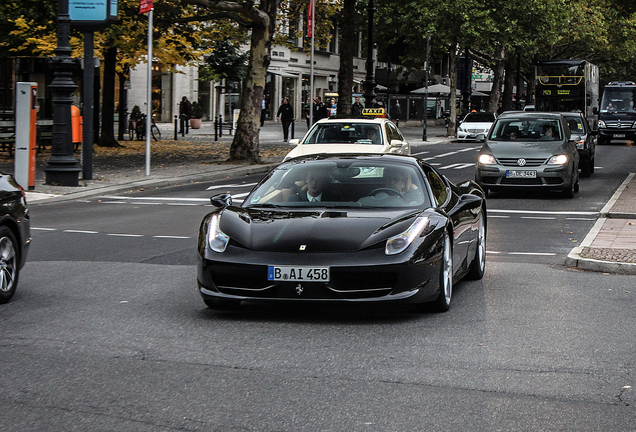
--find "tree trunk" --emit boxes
[447,41,458,137]
[488,45,506,114]
[98,46,120,147]
[336,0,355,117]
[502,55,515,112]
[229,0,279,163]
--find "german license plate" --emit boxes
[267,266,330,281]
[506,170,537,178]
[614,134,625,138]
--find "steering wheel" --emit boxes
[368,188,405,200]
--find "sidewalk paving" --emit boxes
[4,120,636,274]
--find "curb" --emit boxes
[566,173,636,274]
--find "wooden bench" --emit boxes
[0,119,55,157]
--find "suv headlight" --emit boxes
[385,216,430,255]
[208,213,229,252]
[547,155,568,165]
[478,154,497,165]
[598,120,606,128]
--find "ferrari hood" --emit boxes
[219,207,420,252]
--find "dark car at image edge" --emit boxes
[0,173,31,304]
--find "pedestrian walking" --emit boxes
[179,96,192,133]
[302,98,311,128]
[394,100,402,126]
[276,97,294,142]
[313,96,329,123]
[352,97,364,116]
[260,94,268,127]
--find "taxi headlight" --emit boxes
[208,213,229,252]
[547,154,569,165]
[478,154,497,165]
[385,216,430,255]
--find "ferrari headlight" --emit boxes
[478,154,497,165]
[385,216,430,255]
[208,213,229,252]
[547,154,568,165]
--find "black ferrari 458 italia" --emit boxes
[0,173,31,304]
[197,154,486,312]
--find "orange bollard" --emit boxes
[71,105,83,148]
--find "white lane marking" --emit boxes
[63,230,99,234]
[455,163,475,169]
[411,151,430,156]
[486,251,557,256]
[488,209,598,216]
[566,217,596,221]
[100,196,209,202]
[32,227,57,231]
[488,215,510,218]
[153,235,190,239]
[439,163,463,170]
[107,233,144,237]
[521,216,556,220]
[509,252,557,256]
[207,182,257,191]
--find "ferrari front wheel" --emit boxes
[466,216,486,280]
[418,232,453,313]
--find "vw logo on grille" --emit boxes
[517,158,527,166]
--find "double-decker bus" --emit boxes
[597,81,636,145]
[535,59,600,128]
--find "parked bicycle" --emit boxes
[128,114,161,141]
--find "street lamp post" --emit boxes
[363,0,376,108]
[44,0,81,186]
[423,31,430,141]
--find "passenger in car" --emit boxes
[288,167,341,202]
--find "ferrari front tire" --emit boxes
[419,232,453,313]
[466,216,486,280]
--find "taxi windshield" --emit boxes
[303,123,383,145]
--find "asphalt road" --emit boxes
[2,140,635,431]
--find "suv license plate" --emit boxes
[506,170,537,178]
[614,134,626,138]
[268,266,330,282]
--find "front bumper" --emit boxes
[598,129,636,142]
[475,163,574,190]
[197,243,443,304]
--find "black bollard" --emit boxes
[214,115,218,141]
[174,115,178,140]
[219,114,223,138]
[291,120,295,140]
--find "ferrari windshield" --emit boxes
[303,123,383,145]
[489,118,563,141]
[244,160,430,208]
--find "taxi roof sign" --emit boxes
[362,108,385,115]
